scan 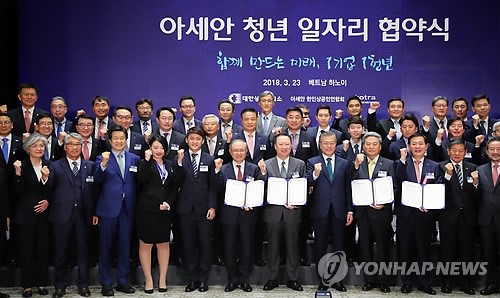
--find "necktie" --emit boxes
[56,121,63,138]
[98,120,105,138]
[209,139,215,156]
[1,138,8,161]
[292,133,299,154]
[440,120,447,139]
[493,163,499,186]
[191,153,198,178]
[479,120,487,137]
[222,124,229,141]
[247,133,254,159]
[163,132,169,148]
[394,120,402,139]
[280,160,287,178]
[455,163,463,188]
[326,157,333,182]
[236,164,243,181]
[72,161,79,176]
[354,144,360,155]
[263,116,269,135]
[83,140,90,160]
[414,160,421,183]
[45,141,50,160]
[187,121,193,129]
[368,159,375,179]
[24,110,31,132]
[117,154,125,177]
[142,121,149,134]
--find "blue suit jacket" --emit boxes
[94,151,139,218]
[306,155,352,220]
[217,121,243,140]
[131,119,159,136]
[233,131,273,165]
[172,118,202,135]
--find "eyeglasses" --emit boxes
[77,124,94,128]
[66,142,82,147]
[137,106,152,111]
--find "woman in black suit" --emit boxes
[12,133,53,297]
[136,135,177,293]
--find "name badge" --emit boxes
[86,176,94,183]
[465,152,472,158]
[246,176,255,182]
[425,172,435,179]
[134,144,142,150]
[467,176,473,184]
[171,144,180,151]
[378,171,387,177]
[260,144,267,150]
[199,165,209,172]
[129,165,138,172]
[302,141,310,148]
[217,149,225,156]
[291,171,300,179]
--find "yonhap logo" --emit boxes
[318,251,349,285]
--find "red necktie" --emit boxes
[493,163,499,186]
[236,164,243,181]
[414,160,421,183]
[24,110,31,132]
[83,140,90,160]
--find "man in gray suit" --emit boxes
[477,136,500,295]
[256,91,286,138]
[259,134,306,292]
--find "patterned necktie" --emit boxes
[236,164,243,181]
[247,133,254,159]
[24,110,31,132]
[394,120,402,139]
[45,141,50,160]
[72,161,79,176]
[142,121,149,134]
[455,163,463,188]
[479,120,487,137]
[326,157,333,182]
[354,143,360,155]
[414,160,421,183]
[263,116,269,135]
[1,138,8,162]
[493,163,499,186]
[117,154,125,177]
[191,153,198,178]
[56,121,63,138]
[292,133,299,154]
[83,140,90,160]
[280,160,287,178]
[368,159,375,179]
[440,120,447,139]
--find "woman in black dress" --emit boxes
[136,135,177,293]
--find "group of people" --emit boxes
[0,83,499,297]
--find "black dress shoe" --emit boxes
[362,282,376,291]
[458,286,475,295]
[116,284,135,294]
[441,285,452,294]
[418,286,436,295]
[198,282,209,292]
[52,289,65,298]
[0,292,10,298]
[22,289,32,298]
[263,280,279,291]
[286,280,303,291]
[318,283,329,291]
[480,284,499,295]
[101,287,114,297]
[379,284,391,293]
[77,288,91,297]
[240,283,253,292]
[185,281,199,292]
[332,281,347,292]
[224,283,238,292]
[401,284,413,294]
[254,258,266,267]
[300,258,310,266]
[37,287,49,296]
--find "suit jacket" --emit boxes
[421,118,447,144]
[387,138,441,161]
[464,118,498,143]
[93,117,116,139]
[13,158,54,225]
[51,119,73,138]
[332,117,367,141]
[201,135,231,164]
[48,158,97,225]
[82,137,108,162]
[127,131,147,159]
[94,151,140,218]
[0,134,25,169]
[477,162,500,226]
[217,121,243,140]
[0,167,9,219]
[151,129,187,161]
[351,156,395,221]
[175,151,217,215]
[8,107,48,137]
[256,113,286,138]
[367,112,399,141]
[438,160,478,225]
[306,155,352,221]
[136,158,177,214]
[309,126,343,147]
[276,128,318,163]
[262,156,306,224]
[432,139,479,164]
[46,136,65,161]
[131,119,159,136]
[335,142,363,163]
[172,118,202,135]
[233,131,273,164]
[217,162,263,225]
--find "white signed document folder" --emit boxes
[401,181,445,209]
[224,179,264,208]
[351,176,394,206]
[266,177,307,206]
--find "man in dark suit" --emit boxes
[34,112,65,161]
[395,133,443,295]
[0,113,25,169]
[261,134,306,292]
[111,106,147,159]
[172,96,202,135]
[331,95,367,141]
[152,107,187,161]
[464,94,498,144]
[49,133,97,297]
[94,125,139,296]
[256,90,286,138]
[431,117,479,164]
[175,127,221,292]
[351,132,394,293]
[50,96,73,139]
[367,97,405,141]
[336,116,364,162]
[421,96,449,143]
[477,136,500,295]
[234,107,273,164]
[217,139,263,292]
[306,130,353,292]
[131,98,159,138]
[451,97,469,121]
[74,114,107,162]
[383,113,419,160]
[201,114,231,164]
[8,83,48,137]
[309,104,343,147]
[89,96,115,140]
[217,99,243,141]
[0,167,9,298]
[438,139,478,295]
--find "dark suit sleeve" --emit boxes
[367,111,377,132]
[0,167,9,219]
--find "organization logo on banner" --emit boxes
[228,93,242,104]
[317,251,349,285]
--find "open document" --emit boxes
[401,181,445,209]
[266,177,307,206]
[351,176,394,206]
[224,179,265,208]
